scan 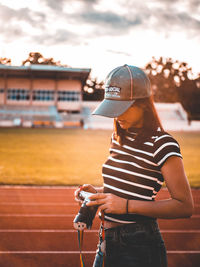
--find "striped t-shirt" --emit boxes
[102,128,182,223]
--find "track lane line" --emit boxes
[0,203,76,206]
[0,229,200,233]
[0,251,199,254]
[0,214,200,218]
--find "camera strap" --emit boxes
[101,212,105,267]
[77,229,85,267]
[77,213,105,267]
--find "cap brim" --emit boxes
[92,99,135,118]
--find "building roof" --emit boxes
[0,64,91,83]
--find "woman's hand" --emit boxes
[86,193,127,214]
[74,184,97,204]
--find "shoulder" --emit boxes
[152,130,182,168]
[153,130,180,147]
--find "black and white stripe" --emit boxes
[102,129,182,223]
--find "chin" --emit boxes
[120,125,129,130]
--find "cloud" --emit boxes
[41,0,99,11]
[41,0,66,11]
[176,13,200,31]
[40,0,142,34]
[78,10,142,30]
[0,0,200,46]
[63,0,200,38]
[0,3,46,28]
[148,9,200,37]
[32,29,81,45]
[106,49,131,56]
[0,24,25,41]
[189,0,200,11]
[118,0,200,39]
[0,3,47,42]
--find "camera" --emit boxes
[73,190,98,230]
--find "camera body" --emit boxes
[73,190,98,230]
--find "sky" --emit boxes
[0,0,199,81]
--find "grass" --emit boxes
[0,128,199,187]
[172,131,200,188]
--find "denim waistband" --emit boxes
[103,219,159,234]
[96,219,167,267]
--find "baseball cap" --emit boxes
[92,64,152,118]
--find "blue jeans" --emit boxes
[93,220,167,267]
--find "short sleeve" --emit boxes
[153,133,182,168]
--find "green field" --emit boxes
[0,128,199,187]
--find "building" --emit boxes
[0,64,91,127]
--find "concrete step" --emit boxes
[0,231,98,251]
[158,216,200,230]
[0,188,199,202]
[167,252,200,267]
[0,195,75,203]
[0,252,199,267]
[0,187,199,194]
[0,215,199,230]
[0,187,199,267]
[0,203,79,214]
[0,203,199,216]
[0,231,199,251]
[0,252,94,267]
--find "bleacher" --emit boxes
[0,105,84,128]
[1,102,200,131]
[83,102,200,131]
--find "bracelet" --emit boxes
[126,199,129,214]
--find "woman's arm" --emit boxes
[128,156,194,218]
[87,157,194,219]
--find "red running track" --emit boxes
[0,186,199,267]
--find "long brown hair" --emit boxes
[114,96,164,145]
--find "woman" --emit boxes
[75,64,194,267]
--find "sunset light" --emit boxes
[0,2,200,267]
[0,0,199,80]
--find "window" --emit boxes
[5,89,81,102]
[58,91,80,101]
[7,89,30,101]
[33,90,54,101]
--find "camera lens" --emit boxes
[73,200,98,229]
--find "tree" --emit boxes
[145,57,200,120]
[0,57,11,65]
[177,75,200,121]
[22,52,63,66]
[83,77,104,101]
[145,57,181,102]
